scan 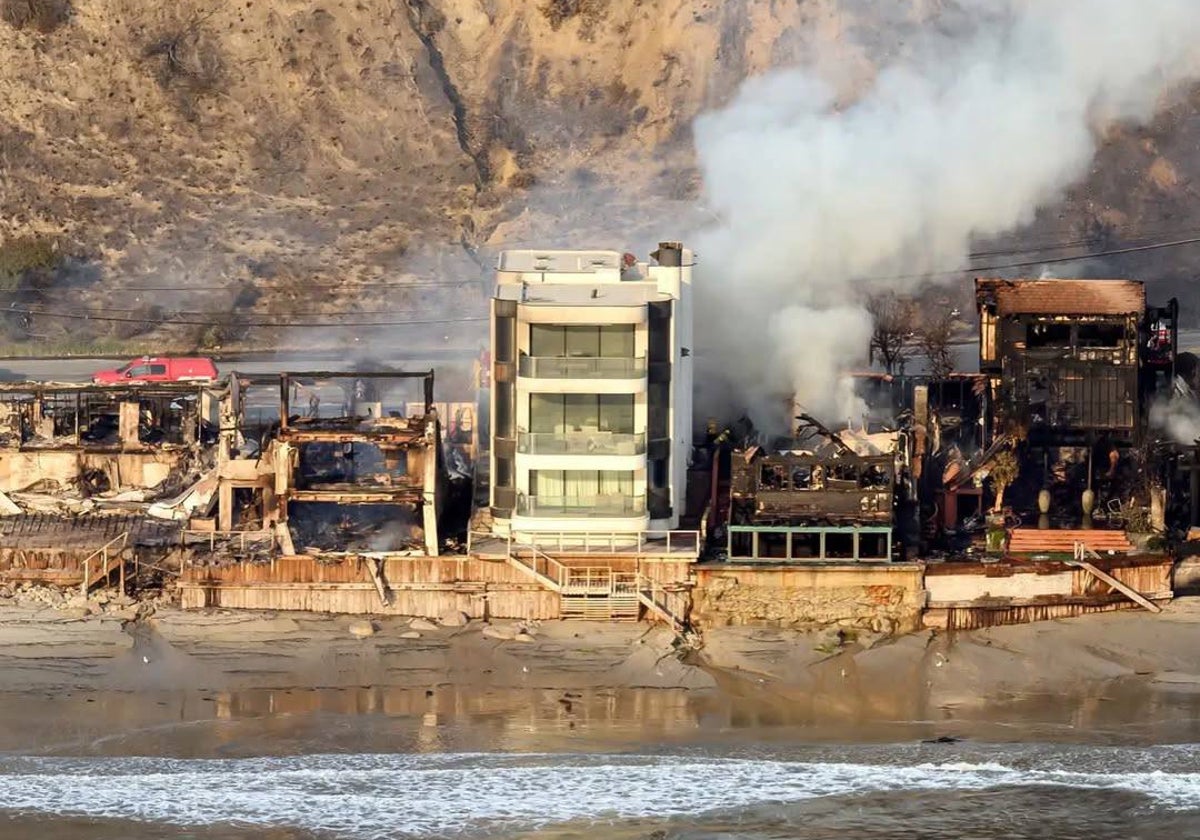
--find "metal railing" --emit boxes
[518,356,646,379]
[516,494,647,517]
[467,529,702,559]
[509,529,701,556]
[517,431,645,456]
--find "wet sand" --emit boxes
[2,600,1200,755]
[5,604,1200,839]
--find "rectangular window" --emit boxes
[529,469,636,516]
[731,531,753,558]
[495,381,514,437]
[648,303,672,363]
[530,324,566,357]
[980,308,997,362]
[759,532,788,559]
[647,382,669,439]
[529,325,636,358]
[495,314,515,363]
[599,325,635,357]
[527,394,635,434]
[564,326,600,358]
[791,533,821,560]
[825,533,855,559]
[859,532,889,560]
[599,394,633,433]
[650,458,668,488]
[1027,322,1071,348]
[529,393,561,433]
[1077,323,1125,348]
[564,394,595,431]
[531,470,633,497]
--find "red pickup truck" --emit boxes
[92,356,219,385]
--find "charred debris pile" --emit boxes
[0,368,481,590]
[693,278,1195,564]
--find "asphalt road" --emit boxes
[0,351,479,384]
[3,327,1199,384]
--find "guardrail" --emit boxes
[635,573,689,633]
[180,529,277,554]
[508,540,569,591]
[509,529,701,556]
[467,529,702,559]
[516,495,647,517]
[518,356,646,379]
[517,431,646,456]
[81,532,129,596]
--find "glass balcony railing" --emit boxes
[517,494,647,517]
[518,356,646,379]
[517,431,646,455]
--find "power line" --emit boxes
[965,222,1200,259]
[111,279,483,292]
[5,231,1198,321]
[5,304,487,328]
[1,301,486,318]
[868,235,1200,283]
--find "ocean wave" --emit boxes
[0,751,1198,837]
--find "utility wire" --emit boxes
[4,304,487,328]
[866,235,1200,283]
[5,231,1198,325]
[2,301,485,317]
[110,279,482,292]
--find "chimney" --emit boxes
[651,241,683,267]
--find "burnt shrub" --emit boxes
[110,304,165,341]
[144,14,227,115]
[540,0,607,32]
[0,235,58,291]
[192,309,249,350]
[1,0,70,33]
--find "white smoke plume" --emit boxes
[1150,397,1200,446]
[692,0,1200,431]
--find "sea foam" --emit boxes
[0,751,1198,837]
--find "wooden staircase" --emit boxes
[1007,528,1133,556]
[505,544,688,629]
[81,532,132,593]
[635,574,689,635]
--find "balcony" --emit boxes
[517,494,647,517]
[517,431,646,456]
[518,355,646,379]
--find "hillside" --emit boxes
[1,0,1199,355]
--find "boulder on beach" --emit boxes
[348,620,376,639]
[439,610,469,628]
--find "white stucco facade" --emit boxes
[488,244,694,536]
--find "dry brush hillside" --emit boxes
[1,0,1199,353]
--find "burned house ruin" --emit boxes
[724,415,906,563]
[974,278,1179,534]
[268,371,446,555]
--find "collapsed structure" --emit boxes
[725,415,904,563]
[272,371,443,555]
[0,380,220,589]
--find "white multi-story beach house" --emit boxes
[487,242,694,537]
